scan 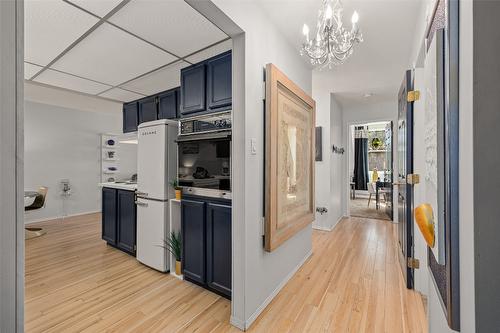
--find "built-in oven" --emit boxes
[177,111,231,199]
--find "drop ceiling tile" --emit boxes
[121,60,189,96]
[185,39,232,64]
[99,88,145,102]
[34,69,112,95]
[51,23,177,86]
[24,62,43,80]
[66,0,122,18]
[109,0,228,57]
[25,0,99,66]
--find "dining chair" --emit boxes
[367,182,376,207]
[25,186,48,240]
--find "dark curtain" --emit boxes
[354,137,369,190]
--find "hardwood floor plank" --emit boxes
[25,213,427,333]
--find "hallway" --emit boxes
[248,217,427,332]
[25,214,426,332]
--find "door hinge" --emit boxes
[406,173,420,185]
[407,257,420,269]
[407,90,420,102]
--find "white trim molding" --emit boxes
[0,0,24,331]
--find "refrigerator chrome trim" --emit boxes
[182,187,232,200]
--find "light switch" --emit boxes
[250,138,257,155]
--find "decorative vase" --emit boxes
[175,260,182,275]
[175,189,182,200]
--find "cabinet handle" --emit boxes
[135,201,148,207]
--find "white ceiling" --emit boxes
[24,0,231,103]
[257,0,423,107]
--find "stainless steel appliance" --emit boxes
[177,111,231,199]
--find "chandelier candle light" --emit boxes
[301,0,363,68]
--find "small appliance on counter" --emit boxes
[177,111,232,199]
[136,119,178,272]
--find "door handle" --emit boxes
[393,182,405,186]
[136,191,148,197]
[135,201,148,207]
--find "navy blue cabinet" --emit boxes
[138,96,158,124]
[206,202,232,298]
[116,190,137,255]
[158,88,179,120]
[180,63,206,116]
[181,195,231,299]
[102,187,117,244]
[102,187,136,256]
[207,51,232,111]
[181,198,206,284]
[123,102,139,133]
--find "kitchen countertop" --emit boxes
[99,182,137,191]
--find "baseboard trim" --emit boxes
[312,225,333,232]
[312,215,347,232]
[230,316,245,331]
[24,211,100,225]
[243,249,313,330]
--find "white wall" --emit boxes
[329,94,344,229]
[24,100,122,223]
[209,1,313,329]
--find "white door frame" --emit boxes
[0,0,24,331]
[344,118,397,221]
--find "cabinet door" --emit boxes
[158,88,178,120]
[138,96,158,124]
[123,102,138,133]
[206,203,232,298]
[207,52,232,110]
[116,190,137,255]
[102,187,117,244]
[181,199,206,284]
[180,63,206,116]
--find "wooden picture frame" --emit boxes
[264,63,316,252]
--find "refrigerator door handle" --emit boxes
[135,200,148,207]
[136,191,148,197]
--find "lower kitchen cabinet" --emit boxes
[181,198,206,284]
[206,202,232,297]
[181,196,231,299]
[101,187,137,256]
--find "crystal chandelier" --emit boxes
[300,0,363,68]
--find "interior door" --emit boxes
[397,70,414,289]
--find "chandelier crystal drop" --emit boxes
[300,0,363,68]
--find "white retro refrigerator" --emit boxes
[136,119,178,272]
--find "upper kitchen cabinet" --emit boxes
[180,63,206,116]
[207,51,232,111]
[158,88,179,120]
[122,101,139,133]
[138,96,158,124]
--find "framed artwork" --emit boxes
[425,0,460,330]
[315,126,323,161]
[264,63,316,252]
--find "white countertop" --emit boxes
[99,182,137,191]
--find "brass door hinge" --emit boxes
[407,90,420,102]
[407,258,420,269]
[407,173,420,185]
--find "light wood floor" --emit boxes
[25,213,427,332]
